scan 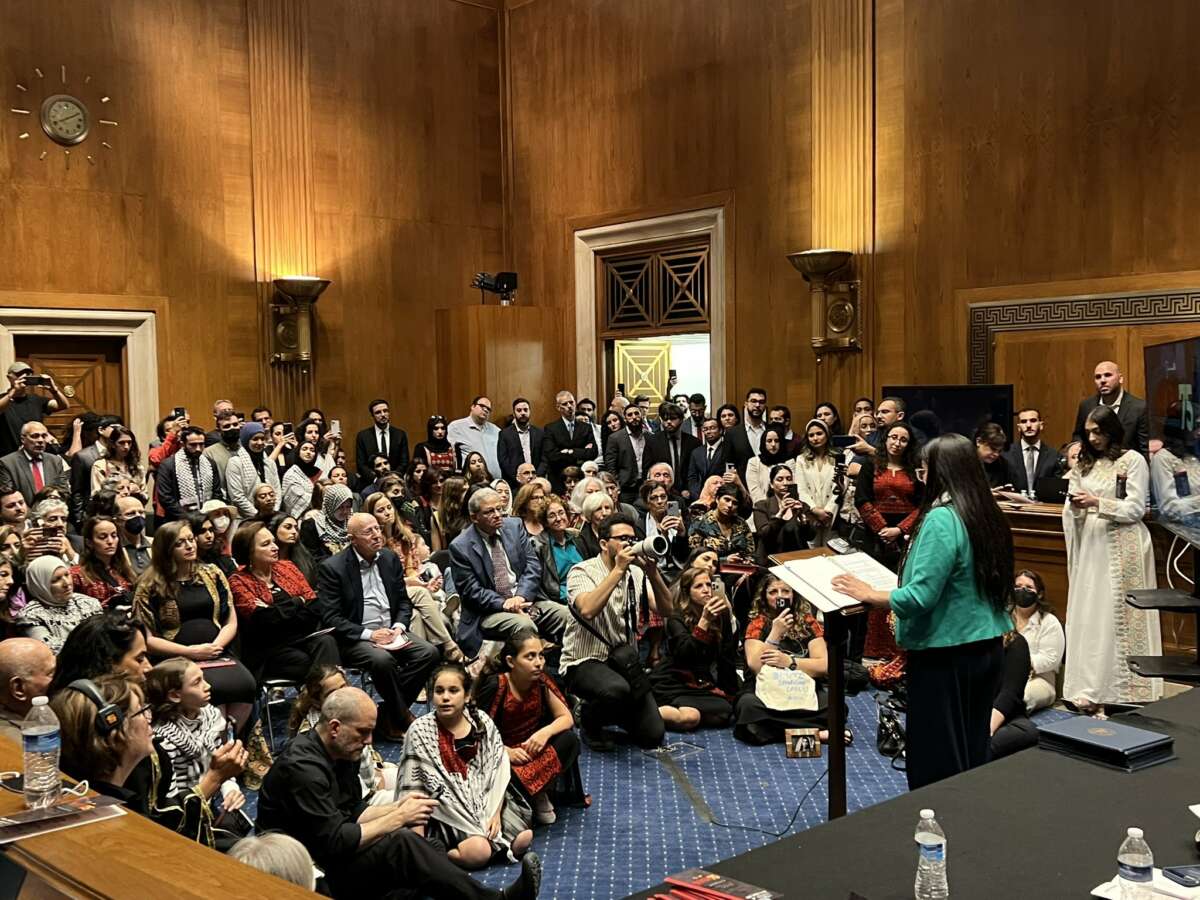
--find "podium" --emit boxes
[769,547,864,820]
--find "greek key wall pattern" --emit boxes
[968,290,1200,383]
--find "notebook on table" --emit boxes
[1037,715,1175,772]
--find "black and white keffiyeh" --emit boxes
[174,448,214,509]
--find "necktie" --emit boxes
[707,445,714,466]
[1025,445,1037,492]
[379,429,388,458]
[488,536,516,598]
[670,437,678,472]
[566,420,574,439]
[31,459,43,492]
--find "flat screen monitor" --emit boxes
[880,384,1014,443]
[1144,337,1200,547]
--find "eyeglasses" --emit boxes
[611,534,636,545]
[475,403,492,414]
[130,705,153,721]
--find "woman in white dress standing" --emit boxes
[1062,405,1161,715]
[792,419,840,548]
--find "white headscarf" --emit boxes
[25,555,70,607]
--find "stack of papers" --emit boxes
[768,552,897,614]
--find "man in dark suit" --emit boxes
[541,390,597,493]
[1072,360,1150,456]
[154,426,224,522]
[633,396,661,434]
[450,487,567,658]
[497,397,544,489]
[604,404,651,504]
[644,401,699,498]
[68,414,120,523]
[1004,407,1060,494]
[0,420,70,505]
[318,512,439,739]
[686,417,728,499]
[354,398,409,482]
[721,387,768,481]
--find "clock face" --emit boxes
[40,94,90,146]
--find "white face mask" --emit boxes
[211,516,231,532]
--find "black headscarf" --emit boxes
[758,424,791,465]
[423,415,451,454]
[289,440,321,478]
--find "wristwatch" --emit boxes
[787,657,798,671]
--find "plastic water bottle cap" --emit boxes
[920,808,934,819]
[1128,827,1143,838]
[30,696,48,707]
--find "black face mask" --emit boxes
[221,428,240,445]
[1013,587,1039,609]
[123,515,146,536]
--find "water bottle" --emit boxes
[914,808,948,899]
[21,696,61,809]
[1117,827,1153,900]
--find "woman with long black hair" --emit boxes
[833,433,1013,789]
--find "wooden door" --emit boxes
[14,335,127,442]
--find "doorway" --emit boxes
[607,332,711,418]
[14,335,127,442]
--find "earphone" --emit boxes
[64,679,124,736]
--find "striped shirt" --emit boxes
[561,556,648,671]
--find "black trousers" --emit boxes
[904,636,1003,790]
[339,636,440,719]
[990,715,1039,760]
[326,828,503,900]
[565,659,665,749]
[260,633,342,683]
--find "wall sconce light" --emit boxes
[270,276,330,372]
[786,249,861,362]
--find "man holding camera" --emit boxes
[0,363,69,458]
[563,512,671,751]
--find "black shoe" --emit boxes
[582,727,616,753]
[503,850,542,899]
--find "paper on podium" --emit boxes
[769,552,897,615]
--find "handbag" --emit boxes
[875,695,906,770]
[754,665,819,712]
[568,571,652,701]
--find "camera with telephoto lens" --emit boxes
[628,534,668,558]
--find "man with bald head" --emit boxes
[0,638,55,743]
[318,513,438,741]
[258,686,542,899]
[0,420,69,505]
[1072,360,1149,456]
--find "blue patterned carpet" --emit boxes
[246,688,1076,899]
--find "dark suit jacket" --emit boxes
[449,519,542,656]
[687,441,728,499]
[69,443,102,520]
[722,425,757,481]
[317,545,412,645]
[1072,392,1149,456]
[354,425,410,481]
[603,429,649,503]
[541,419,597,493]
[0,450,70,505]
[1003,441,1060,493]
[497,424,544,487]
[644,429,700,495]
[153,453,225,523]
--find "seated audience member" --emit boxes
[0,637,55,741]
[563,513,671,751]
[0,526,18,565]
[0,421,69,506]
[355,398,410,483]
[1004,408,1058,495]
[229,833,317,891]
[644,461,682,501]
[686,417,727,500]
[288,663,398,805]
[156,426,225,522]
[451,488,568,658]
[753,464,812,564]
[188,509,238,578]
[687,484,754,563]
[649,567,739,732]
[542,391,597,494]
[400,664,534,868]
[71,516,135,609]
[50,610,152,691]
[598,471,639,522]
[644,402,700,499]
[17,555,102,652]
[411,469,443,546]
[414,414,457,473]
[474,635,580,826]
[638,481,688,575]
[270,512,318,593]
[22,494,77,564]
[131,520,257,732]
[974,422,1011,489]
[53,673,243,848]
[575,491,613,559]
[514,482,548,538]
[733,575,829,746]
[532,495,585,607]
[145,658,248,829]
[989,630,1039,760]
[491,477,514,515]
[225,422,283,518]
[515,462,536,487]
[568,475,605,520]
[115,494,151,576]
[258,685,543,899]
[793,418,840,547]
[90,425,151,500]
[559,466,584,509]
[249,483,279,522]
[301,483,355,561]
[464,451,493,487]
[405,459,428,501]
[357,453,392,501]
[317,513,439,740]
[227,521,340,682]
[0,488,26,532]
[1012,569,1064,712]
[435,476,471,550]
[745,425,790,504]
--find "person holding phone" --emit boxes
[638,480,689,578]
[792,418,841,548]
[752,465,812,565]
[0,362,69,458]
[687,484,754,565]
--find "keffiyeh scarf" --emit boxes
[174,449,214,509]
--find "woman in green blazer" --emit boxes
[834,433,1013,789]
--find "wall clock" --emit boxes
[10,65,116,167]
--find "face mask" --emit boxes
[211,516,231,532]
[123,515,145,535]
[1013,587,1039,609]
[221,429,240,445]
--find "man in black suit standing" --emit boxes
[354,398,410,482]
[1003,407,1060,495]
[1072,360,1149,456]
[645,401,700,499]
[497,397,543,489]
[604,403,650,504]
[318,512,438,740]
[686,416,728,499]
[721,387,768,481]
[541,390,597,493]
